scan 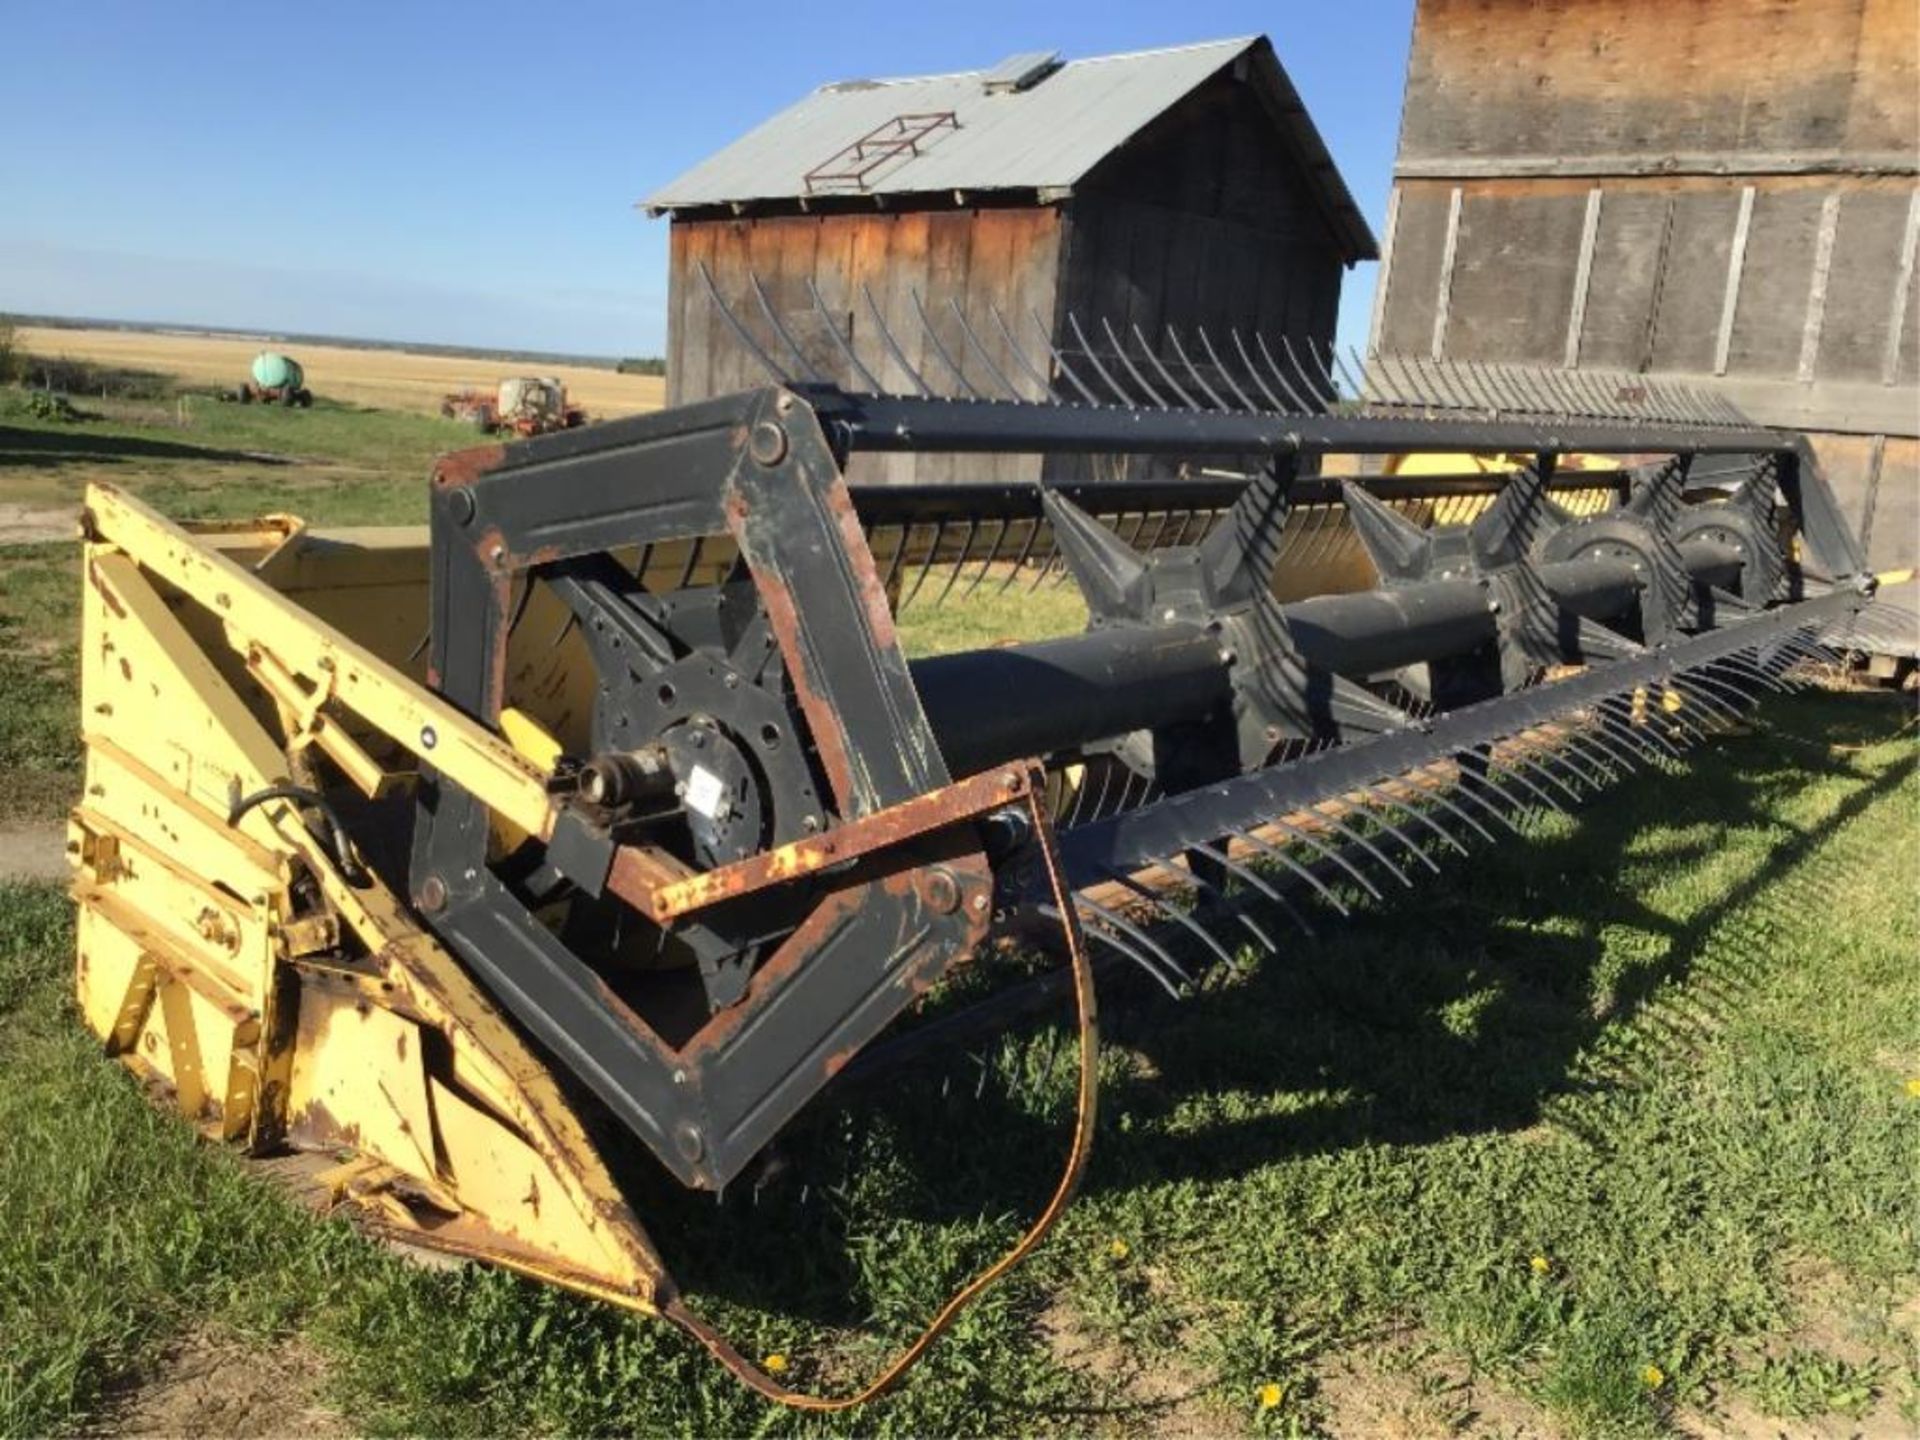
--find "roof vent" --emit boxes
[980,50,1061,94]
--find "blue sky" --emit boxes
[0,1,1413,359]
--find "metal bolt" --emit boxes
[749,421,789,467]
[417,875,448,913]
[971,893,990,913]
[922,867,960,914]
[674,1121,705,1161]
[448,489,477,525]
[419,725,437,750]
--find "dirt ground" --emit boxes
[0,823,65,883]
[15,325,666,420]
[0,500,79,546]
[84,1328,348,1440]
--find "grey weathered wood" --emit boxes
[1368,186,1402,356]
[1395,152,1918,181]
[1798,191,1843,383]
[1883,191,1920,386]
[1430,186,1462,359]
[1564,187,1603,368]
[1713,186,1755,376]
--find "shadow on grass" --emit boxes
[0,425,291,469]
[525,693,1920,1363]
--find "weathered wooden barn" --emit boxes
[1368,0,1919,570]
[645,35,1377,482]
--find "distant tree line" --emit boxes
[616,357,666,376]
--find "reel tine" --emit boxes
[1033,305,1103,407]
[1327,341,1365,401]
[1682,668,1766,719]
[1255,331,1320,413]
[1362,784,1464,861]
[1134,322,1200,409]
[1596,695,1686,761]
[1428,779,1512,844]
[1449,766,1532,833]
[1705,653,1789,695]
[1076,894,1193,993]
[806,276,884,394]
[863,282,935,398]
[1528,734,1606,792]
[748,272,828,385]
[998,522,1044,599]
[1696,656,1779,701]
[1067,313,1134,408]
[988,300,1055,402]
[1321,810,1417,888]
[1102,317,1168,409]
[1047,901,1184,1000]
[961,518,1015,602]
[1183,839,1312,940]
[1231,327,1290,414]
[1202,327,1260,413]
[1232,826,1352,916]
[675,534,706,591]
[1146,857,1294,947]
[948,297,1024,402]
[1282,335,1337,409]
[1668,674,1745,728]
[699,261,789,384]
[1168,325,1230,411]
[1103,868,1240,970]
[1488,748,1580,811]
[911,288,982,399]
[878,523,913,595]
[901,521,951,610]
[1572,718,1645,776]
[1268,817,1384,901]
[931,518,982,607]
[1652,684,1716,744]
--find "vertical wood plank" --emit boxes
[1368,185,1402,357]
[1430,185,1463,359]
[1797,190,1842,382]
[1564,187,1604,368]
[1882,189,1920,386]
[1713,185,1756,376]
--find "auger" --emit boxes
[69,277,1874,1405]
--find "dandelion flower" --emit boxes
[1257,1381,1284,1410]
[1108,1238,1130,1261]
[1641,1363,1665,1389]
[1904,1076,1920,1099]
[1529,1255,1550,1275]
[764,1353,789,1375]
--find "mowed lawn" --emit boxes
[1,381,1917,1438]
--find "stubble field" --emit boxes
[12,325,666,418]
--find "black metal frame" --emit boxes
[407,369,1870,1193]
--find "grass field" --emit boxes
[12,325,666,419]
[1,379,1917,1437]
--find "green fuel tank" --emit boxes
[250,352,304,391]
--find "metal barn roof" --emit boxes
[643,36,1378,262]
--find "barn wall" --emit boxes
[667,208,1062,484]
[1373,0,1920,567]
[1396,0,1917,175]
[1052,70,1349,478]
[1062,70,1346,378]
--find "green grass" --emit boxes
[0,383,474,521]
[0,692,1913,1437]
